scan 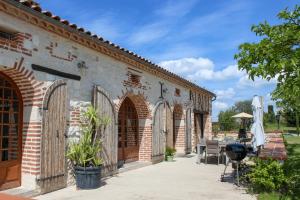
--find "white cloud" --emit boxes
[214,88,235,100]
[159,57,244,81]
[237,75,277,88]
[155,0,197,17]
[128,22,170,45]
[213,101,229,111]
[85,14,122,42]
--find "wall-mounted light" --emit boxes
[77,61,88,76]
[77,61,88,70]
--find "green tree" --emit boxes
[218,109,238,131]
[232,100,252,114]
[235,5,300,135]
[267,105,276,123]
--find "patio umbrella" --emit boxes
[232,112,253,119]
[251,95,265,152]
[232,112,253,130]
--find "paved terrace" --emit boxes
[259,132,287,161]
[35,156,254,200]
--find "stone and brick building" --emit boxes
[0,0,216,194]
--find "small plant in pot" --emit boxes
[67,105,110,189]
[165,146,176,162]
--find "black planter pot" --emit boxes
[74,166,101,189]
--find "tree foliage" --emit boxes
[218,108,239,131]
[235,5,300,135]
[233,100,253,114]
[218,100,253,131]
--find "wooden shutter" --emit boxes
[93,85,117,176]
[166,104,173,148]
[39,80,67,194]
[185,108,192,153]
[152,102,165,163]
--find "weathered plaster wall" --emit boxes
[0,9,213,190]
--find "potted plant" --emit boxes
[67,105,110,189]
[165,146,176,162]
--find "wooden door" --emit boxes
[194,113,204,145]
[39,80,67,194]
[0,73,22,190]
[93,86,117,176]
[165,104,173,148]
[185,109,192,153]
[118,97,139,163]
[152,102,165,162]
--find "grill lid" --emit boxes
[225,143,247,161]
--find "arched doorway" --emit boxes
[0,72,23,190]
[118,97,139,164]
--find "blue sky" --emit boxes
[37,0,297,121]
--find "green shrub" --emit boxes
[165,146,176,157]
[283,156,300,199]
[247,158,286,193]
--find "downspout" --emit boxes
[212,96,216,101]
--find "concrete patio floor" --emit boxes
[35,155,255,200]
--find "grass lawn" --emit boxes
[257,192,290,200]
[284,134,300,159]
[264,122,298,134]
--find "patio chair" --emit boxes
[205,140,221,165]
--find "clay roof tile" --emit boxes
[52,15,61,21]
[61,20,69,25]
[12,0,215,96]
[42,10,52,17]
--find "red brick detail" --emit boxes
[0,32,33,56]
[45,42,76,62]
[22,122,42,175]
[117,91,151,119]
[173,104,185,151]
[1,58,45,175]
[117,91,152,161]
[68,106,80,127]
[174,88,181,97]
[123,71,149,90]
[1,57,45,107]
[139,125,152,161]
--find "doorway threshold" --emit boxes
[0,187,40,198]
[118,161,151,174]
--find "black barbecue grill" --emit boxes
[225,143,247,161]
[221,143,248,186]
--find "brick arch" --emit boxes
[116,91,151,120]
[0,57,45,176]
[0,57,44,107]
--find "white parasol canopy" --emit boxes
[232,112,253,119]
[250,95,265,152]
